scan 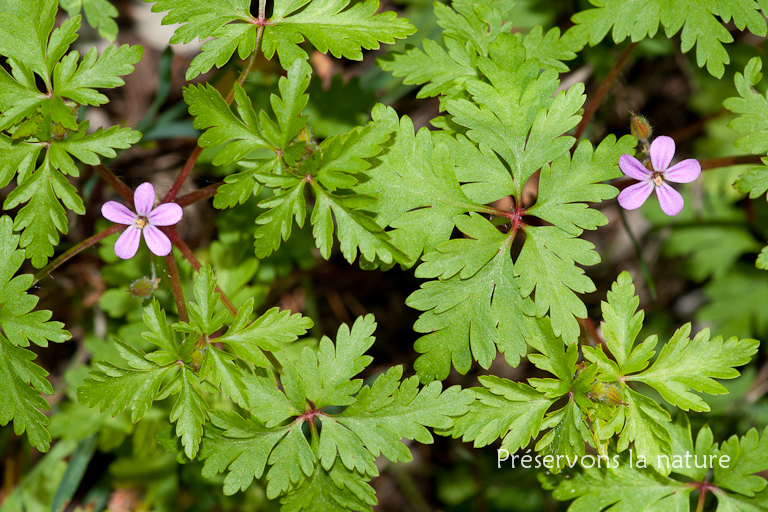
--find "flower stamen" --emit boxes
[135,217,147,229]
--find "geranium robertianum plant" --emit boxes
[2,0,768,510]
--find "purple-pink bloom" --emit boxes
[101,182,183,259]
[618,136,701,216]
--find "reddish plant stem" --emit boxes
[175,182,223,207]
[574,42,637,143]
[165,228,236,315]
[701,154,763,171]
[163,41,261,204]
[163,146,204,204]
[163,228,284,372]
[164,252,189,323]
[31,224,125,287]
[94,164,134,203]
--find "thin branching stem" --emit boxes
[94,164,134,203]
[574,42,637,142]
[164,36,261,204]
[165,252,189,323]
[701,154,763,171]
[618,207,658,301]
[31,224,125,287]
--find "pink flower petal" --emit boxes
[149,203,183,226]
[650,136,675,171]
[664,159,701,183]
[102,201,137,225]
[618,154,652,181]
[656,183,684,216]
[143,225,172,256]
[134,182,156,216]
[618,181,654,210]
[114,226,142,259]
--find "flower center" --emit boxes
[135,216,147,229]
[652,172,664,187]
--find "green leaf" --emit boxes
[262,0,416,68]
[297,314,375,408]
[406,213,534,381]
[253,179,307,258]
[51,124,142,175]
[516,226,599,344]
[446,33,583,200]
[337,367,473,463]
[0,0,58,87]
[184,82,277,166]
[734,161,768,201]
[242,369,301,427]
[310,182,404,266]
[544,452,691,511]
[618,386,673,474]
[280,462,375,512]
[176,264,229,337]
[217,303,312,365]
[598,271,644,371]
[535,399,592,472]
[3,157,85,268]
[725,57,768,155]
[53,43,142,105]
[716,427,768,498]
[147,0,255,80]
[698,268,768,338]
[627,326,759,412]
[0,333,54,452]
[527,136,633,235]
[199,411,293,496]
[380,37,477,102]
[200,347,249,408]
[77,353,170,423]
[447,377,552,453]
[140,300,180,358]
[355,108,484,264]
[170,367,208,459]
[0,216,72,348]
[568,0,768,78]
[60,0,119,41]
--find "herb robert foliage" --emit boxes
[1,0,768,510]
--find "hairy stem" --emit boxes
[618,207,658,301]
[574,42,637,142]
[94,164,134,203]
[31,224,125,287]
[163,34,262,204]
[164,252,189,323]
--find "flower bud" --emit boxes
[128,277,160,299]
[629,111,652,142]
[605,386,624,405]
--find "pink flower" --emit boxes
[618,136,701,216]
[101,182,183,259]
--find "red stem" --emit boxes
[164,227,237,317]
[163,229,284,372]
[175,182,222,207]
[700,154,763,170]
[31,224,125,287]
[163,43,260,204]
[94,164,134,204]
[164,252,189,323]
[574,42,637,142]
